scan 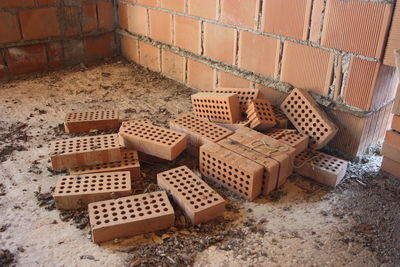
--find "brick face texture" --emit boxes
[149,9,173,44]
[174,15,201,54]
[384,4,400,67]
[204,23,236,65]
[19,7,61,40]
[0,12,21,43]
[188,0,219,20]
[220,0,259,29]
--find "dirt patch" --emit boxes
[0,249,16,266]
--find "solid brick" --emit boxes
[64,110,120,133]
[70,149,141,181]
[294,150,348,187]
[191,92,241,123]
[37,0,55,5]
[271,106,288,129]
[280,88,338,149]
[5,45,48,75]
[383,4,400,67]
[214,88,260,113]
[139,41,161,72]
[256,84,288,106]
[0,11,21,44]
[238,31,280,78]
[266,129,309,155]
[321,0,392,59]
[188,0,219,20]
[391,115,400,132]
[247,99,277,131]
[217,71,252,88]
[281,41,334,96]
[121,35,139,63]
[0,0,35,8]
[204,23,236,65]
[381,157,400,179]
[149,9,172,44]
[118,3,129,30]
[169,113,233,154]
[89,191,175,243]
[50,134,122,170]
[158,166,225,225]
[58,6,81,36]
[84,33,116,60]
[220,0,259,28]
[137,0,158,7]
[384,130,400,150]
[119,119,187,160]
[125,4,148,36]
[174,15,201,54]
[54,171,132,210]
[98,2,114,30]
[309,0,324,43]
[48,42,64,68]
[161,49,185,83]
[19,7,60,40]
[381,142,400,163]
[199,142,263,201]
[82,3,98,32]
[187,59,215,91]
[161,0,185,12]
[262,0,312,40]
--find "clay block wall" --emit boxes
[116,0,400,156]
[0,0,117,77]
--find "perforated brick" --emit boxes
[157,165,225,225]
[294,149,348,187]
[88,191,175,243]
[70,149,141,181]
[191,92,241,123]
[266,129,309,155]
[215,120,251,131]
[53,171,132,210]
[247,99,277,131]
[214,88,260,113]
[218,138,279,195]
[169,113,233,155]
[199,142,263,201]
[280,88,338,149]
[119,120,187,160]
[64,110,120,133]
[50,134,122,170]
[272,106,289,129]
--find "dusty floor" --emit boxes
[0,59,399,267]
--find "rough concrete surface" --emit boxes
[0,60,399,267]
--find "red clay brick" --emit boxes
[158,165,225,225]
[280,88,338,149]
[119,119,187,160]
[247,99,277,131]
[309,0,324,43]
[149,9,172,44]
[37,0,55,5]
[204,23,236,65]
[118,3,129,30]
[281,41,334,96]
[88,191,175,243]
[0,11,21,44]
[321,0,392,59]
[217,71,251,88]
[54,171,132,210]
[161,0,185,12]
[262,0,312,40]
[174,15,201,54]
[98,2,114,29]
[187,59,215,91]
[383,4,400,67]
[48,42,64,68]
[214,88,260,113]
[50,134,122,170]
[266,129,309,155]
[5,45,48,75]
[191,92,241,123]
[83,3,98,32]
[391,115,400,132]
[199,142,264,201]
[84,33,115,60]
[0,56,7,78]
[384,130,400,150]
[294,150,348,187]
[255,84,288,106]
[214,121,251,132]
[126,4,148,36]
[381,156,400,178]
[137,0,159,7]
[64,110,120,133]
[139,41,161,72]
[19,7,60,40]
[220,0,259,28]
[59,6,81,36]
[161,49,185,83]
[188,0,219,20]
[271,106,289,129]
[70,149,141,181]
[381,142,400,163]
[0,0,35,8]
[121,35,139,63]
[238,31,280,78]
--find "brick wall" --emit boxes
[0,0,117,77]
[116,0,400,156]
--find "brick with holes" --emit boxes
[169,113,233,155]
[199,142,263,200]
[191,92,241,123]
[64,110,120,133]
[50,134,122,170]
[70,149,141,180]
[214,88,260,113]
[272,106,289,129]
[119,119,187,160]
[280,88,338,149]
[88,191,175,243]
[246,99,277,131]
[294,149,348,187]
[157,165,225,224]
[215,120,251,131]
[218,138,279,195]
[53,171,132,210]
[265,129,309,155]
